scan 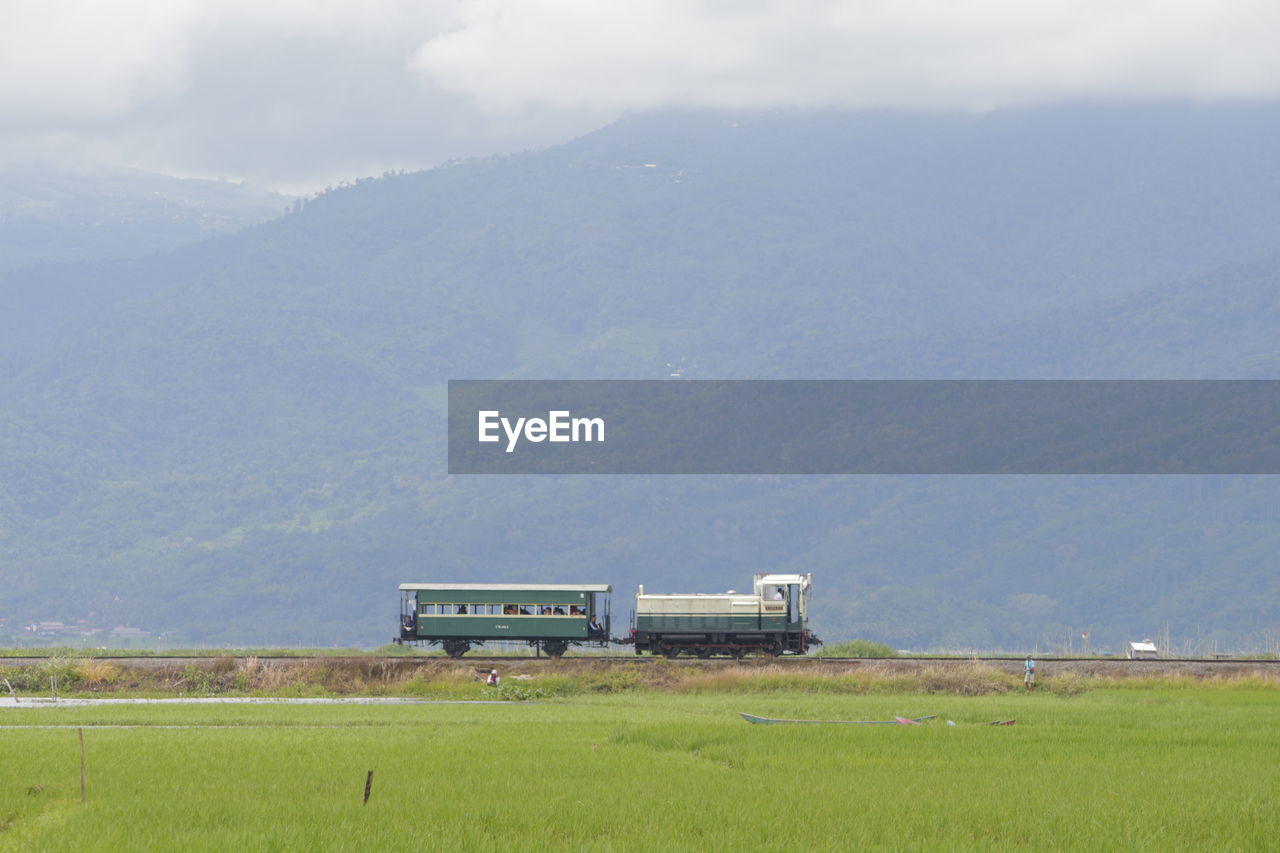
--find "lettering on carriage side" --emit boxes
[477,410,606,453]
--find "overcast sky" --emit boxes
[3,0,1279,191]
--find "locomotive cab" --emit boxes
[754,572,811,628]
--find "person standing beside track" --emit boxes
[1024,656,1036,690]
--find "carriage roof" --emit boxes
[399,583,611,593]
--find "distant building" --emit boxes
[1128,639,1158,659]
[24,620,97,637]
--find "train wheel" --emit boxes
[543,640,568,658]
[443,640,471,658]
[696,648,713,659]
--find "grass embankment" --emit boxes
[2,689,1279,851]
[4,657,1280,702]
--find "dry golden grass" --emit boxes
[74,659,125,687]
[6,657,1280,697]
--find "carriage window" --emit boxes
[455,604,469,614]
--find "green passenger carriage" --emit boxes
[398,583,613,658]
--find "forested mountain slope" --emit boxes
[2,104,1278,649]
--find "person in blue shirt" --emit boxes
[1024,656,1036,690]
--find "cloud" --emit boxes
[413,0,1280,112]
[2,1,1279,188]
[0,0,198,123]
[0,1,588,188]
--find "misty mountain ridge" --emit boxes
[0,163,290,273]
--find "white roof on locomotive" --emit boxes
[756,573,811,585]
[399,583,611,592]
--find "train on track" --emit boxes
[397,573,822,658]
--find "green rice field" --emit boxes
[2,689,1278,851]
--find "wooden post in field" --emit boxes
[363,770,373,805]
[78,728,86,803]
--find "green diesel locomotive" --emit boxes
[631,572,820,658]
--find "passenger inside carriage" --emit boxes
[456,605,468,614]
[504,605,518,615]
[569,605,583,616]
[553,607,565,615]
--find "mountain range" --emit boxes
[2,103,1279,650]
